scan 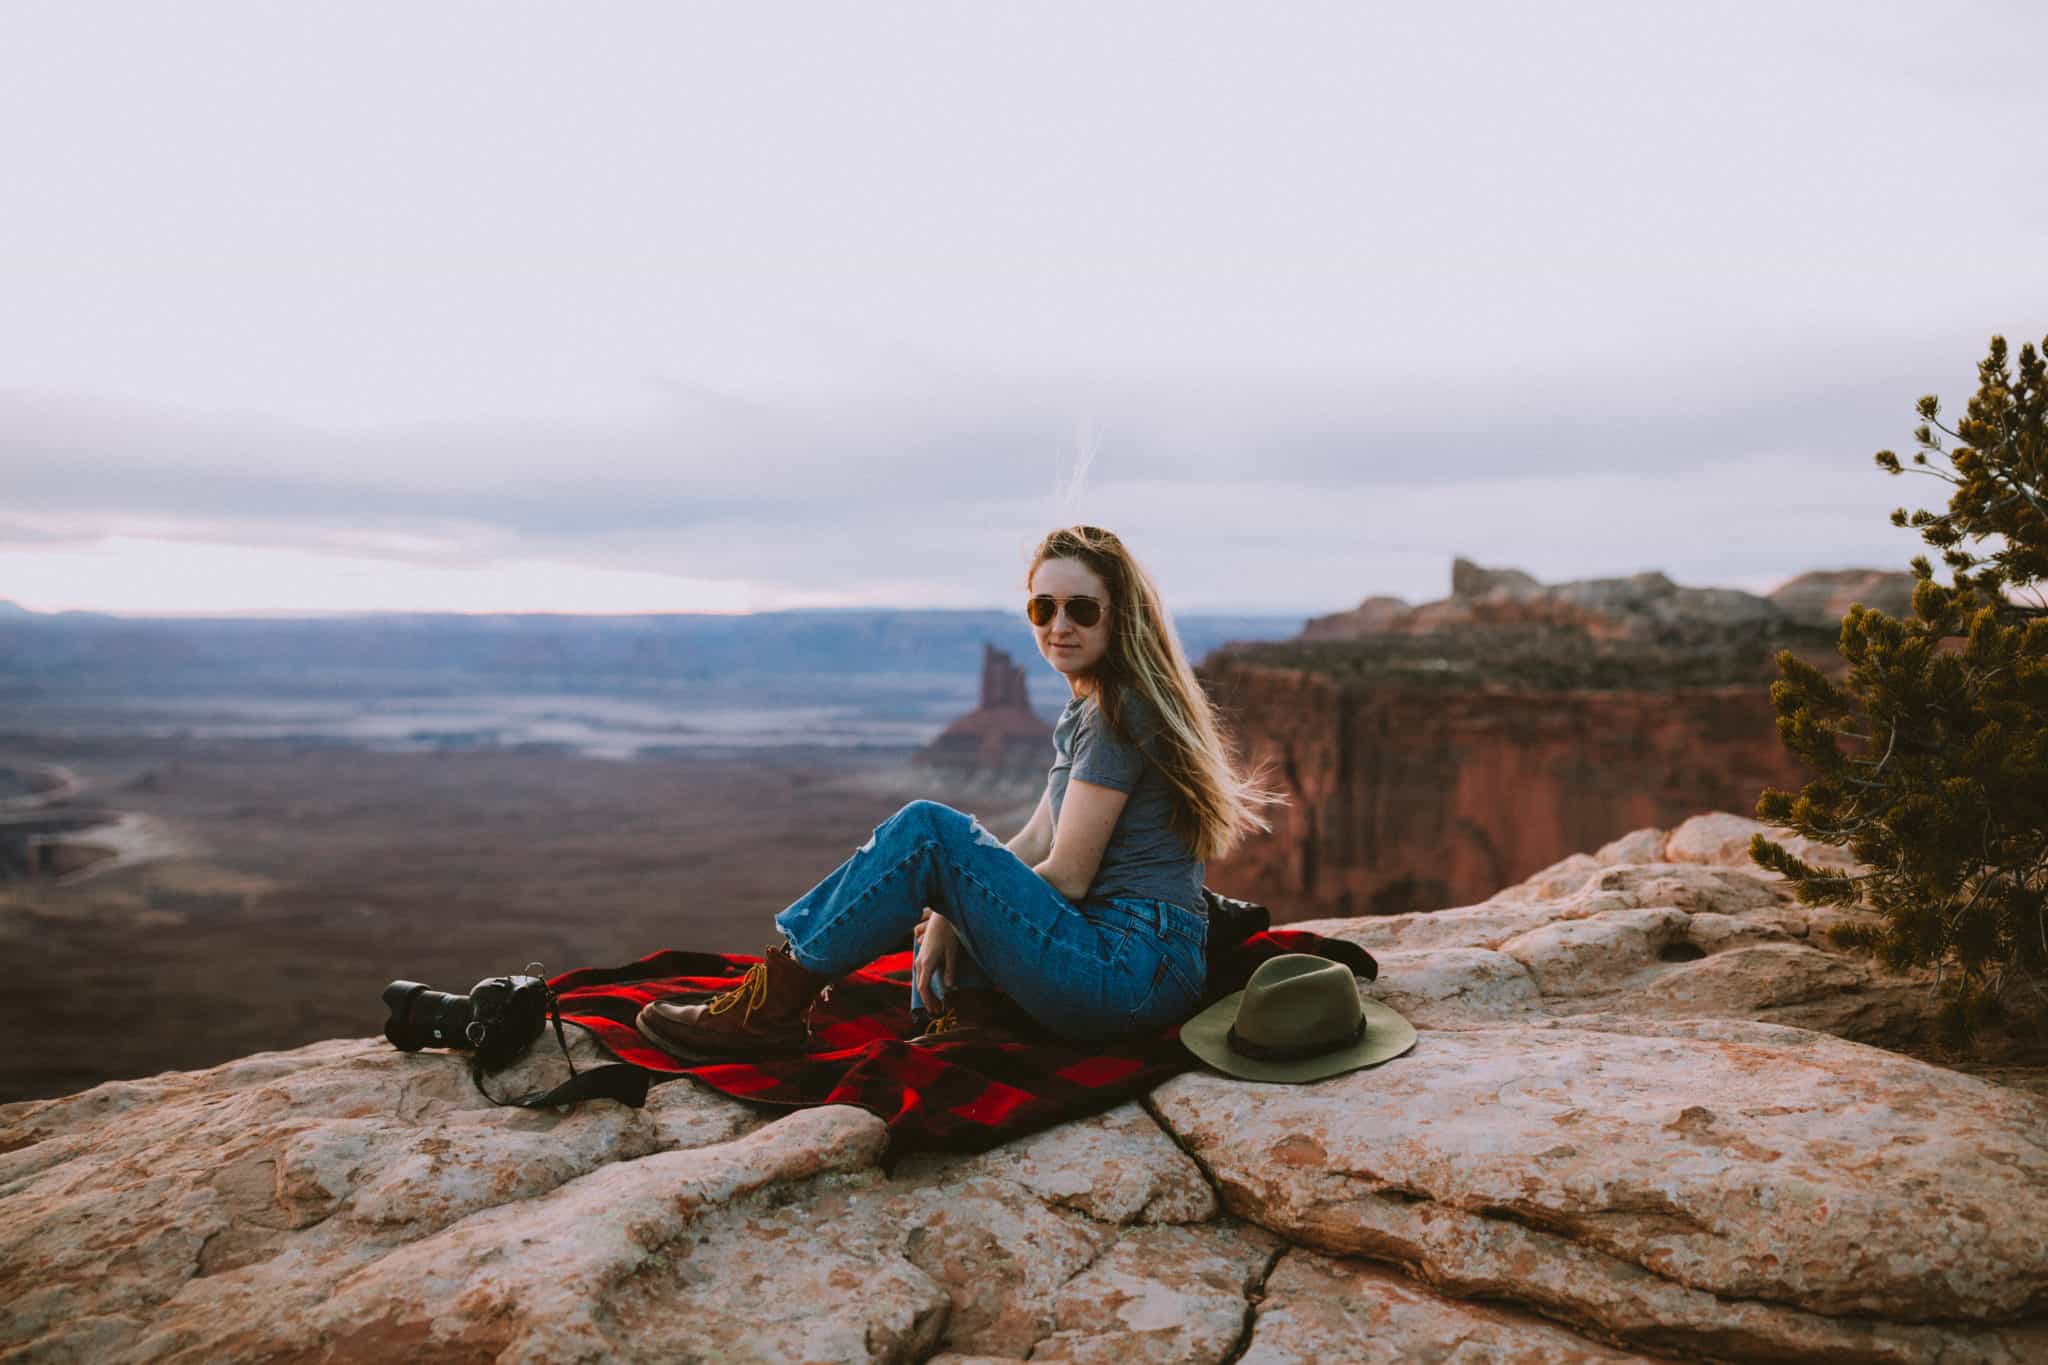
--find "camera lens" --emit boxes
[381,980,473,1051]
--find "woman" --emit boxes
[636,524,1287,1057]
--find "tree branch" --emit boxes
[1984,462,2048,520]
[1871,720,1899,777]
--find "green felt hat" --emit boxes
[1180,953,1417,1083]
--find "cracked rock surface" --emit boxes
[4,813,2044,1362]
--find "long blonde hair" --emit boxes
[1026,525,1289,862]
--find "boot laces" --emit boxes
[921,1008,960,1037]
[705,960,770,1021]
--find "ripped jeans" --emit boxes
[772,800,1207,1042]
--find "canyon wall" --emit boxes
[1203,660,1813,918]
[1202,558,1883,920]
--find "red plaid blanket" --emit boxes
[550,928,1377,1163]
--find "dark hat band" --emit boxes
[1225,1015,1367,1062]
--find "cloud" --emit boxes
[1,319,1998,556]
[3,0,2041,613]
[0,373,1949,617]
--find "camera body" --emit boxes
[383,970,551,1070]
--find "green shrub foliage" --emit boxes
[1753,334,2048,1046]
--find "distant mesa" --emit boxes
[912,644,1053,782]
[1299,594,1410,639]
[1766,568,1917,625]
[1303,556,1918,644]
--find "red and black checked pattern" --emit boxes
[548,928,1378,1162]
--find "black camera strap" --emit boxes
[476,1056,652,1110]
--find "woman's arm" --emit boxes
[1035,778,1129,902]
[1005,783,1055,866]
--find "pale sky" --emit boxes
[3,2,2043,615]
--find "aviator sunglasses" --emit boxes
[1026,594,1106,628]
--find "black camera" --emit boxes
[382,967,552,1070]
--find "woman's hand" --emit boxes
[912,908,960,1006]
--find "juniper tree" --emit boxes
[1751,334,2048,1047]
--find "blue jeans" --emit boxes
[772,800,1208,1042]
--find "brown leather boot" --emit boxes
[636,942,830,1059]
[910,986,1040,1045]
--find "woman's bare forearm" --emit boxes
[1031,858,1086,903]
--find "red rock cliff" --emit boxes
[1206,559,1880,920]
[1202,658,1816,920]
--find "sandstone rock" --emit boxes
[1292,826,1939,1055]
[1246,1248,1665,1362]
[1296,901,1561,955]
[1029,1220,1283,1363]
[271,1106,897,1363]
[1551,861,1790,916]
[1150,1022,2048,1361]
[5,815,2038,1362]
[890,1096,1216,1227]
[1356,947,1542,1028]
[1595,826,1668,866]
[1498,906,1693,995]
[0,1036,1283,1364]
[1610,944,1934,1049]
[1680,909,1793,952]
[875,1101,1222,1358]
[1512,849,1607,900]
[1313,857,1782,952]
[1665,811,1865,877]
[0,1032,787,1362]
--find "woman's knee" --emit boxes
[859,800,955,854]
[894,799,978,837]
[906,800,1007,852]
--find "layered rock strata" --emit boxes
[1303,557,1915,643]
[3,813,2042,1363]
[1202,660,1813,918]
[1213,559,1881,919]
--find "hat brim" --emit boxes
[1179,984,1417,1083]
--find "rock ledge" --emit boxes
[4,813,2043,1363]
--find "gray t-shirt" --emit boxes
[1047,690,1206,913]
